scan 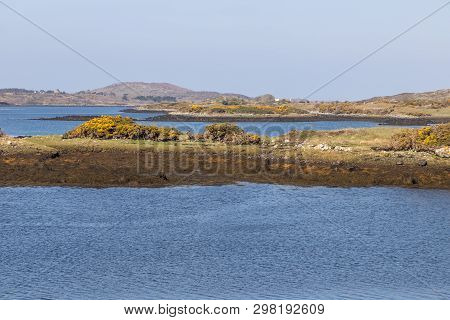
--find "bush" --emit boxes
[280,129,314,143]
[189,104,204,113]
[404,111,432,117]
[154,127,181,142]
[238,133,261,145]
[203,123,261,144]
[63,117,263,145]
[203,123,244,141]
[390,123,450,151]
[185,104,299,115]
[0,128,4,137]
[63,116,181,141]
[316,103,394,115]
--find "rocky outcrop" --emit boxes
[435,147,450,158]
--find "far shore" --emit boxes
[147,112,450,126]
[24,108,450,126]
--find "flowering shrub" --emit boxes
[63,116,181,141]
[63,117,263,145]
[203,123,244,141]
[185,104,296,115]
[390,123,450,151]
[189,104,203,113]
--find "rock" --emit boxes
[50,151,60,159]
[418,160,427,167]
[314,144,332,151]
[396,161,404,165]
[159,173,168,181]
[435,147,450,158]
[334,146,353,152]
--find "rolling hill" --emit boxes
[364,88,450,103]
[85,82,248,101]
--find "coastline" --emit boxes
[30,111,450,126]
[1,134,448,189]
[149,113,450,126]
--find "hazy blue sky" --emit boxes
[1,0,449,100]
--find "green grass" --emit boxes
[303,127,403,148]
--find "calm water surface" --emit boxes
[0,106,155,136]
[0,105,385,136]
[0,184,448,299]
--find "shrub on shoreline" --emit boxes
[187,104,299,115]
[203,123,261,144]
[62,116,262,145]
[315,103,395,115]
[389,123,450,151]
[63,116,181,141]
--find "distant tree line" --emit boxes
[0,88,35,94]
[0,88,67,94]
[134,95,176,102]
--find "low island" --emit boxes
[1,116,448,189]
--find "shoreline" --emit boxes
[29,110,450,126]
[1,134,449,189]
[149,113,450,126]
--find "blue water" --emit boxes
[0,105,384,137]
[0,184,448,300]
[141,120,381,137]
[0,105,159,136]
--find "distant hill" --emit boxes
[0,82,248,105]
[85,82,248,101]
[0,83,448,106]
[364,89,450,103]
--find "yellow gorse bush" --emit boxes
[63,115,181,141]
[203,123,261,145]
[63,116,265,145]
[390,123,449,151]
[417,127,438,145]
[189,104,204,113]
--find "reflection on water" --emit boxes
[0,184,448,299]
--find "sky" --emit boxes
[1,0,449,100]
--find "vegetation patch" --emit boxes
[135,95,176,102]
[202,123,261,144]
[389,123,450,151]
[187,104,304,115]
[315,103,395,115]
[63,115,181,141]
[62,116,262,145]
